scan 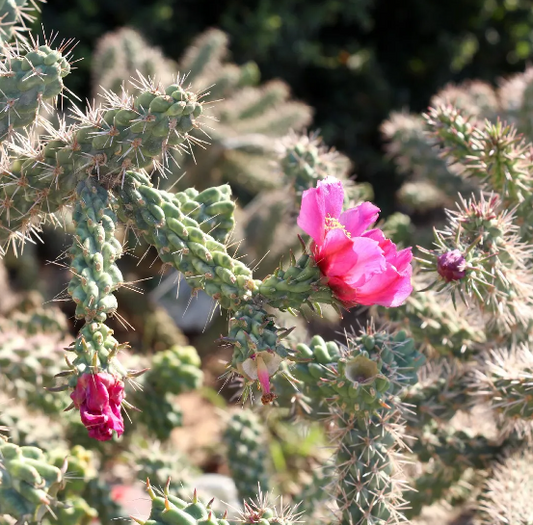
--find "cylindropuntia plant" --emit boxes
[2,1,533,525]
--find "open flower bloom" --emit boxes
[71,372,125,441]
[297,177,413,307]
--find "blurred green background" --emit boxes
[39,0,533,213]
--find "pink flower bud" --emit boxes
[437,250,467,282]
[71,372,125,441]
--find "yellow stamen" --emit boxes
[325,215,351,237]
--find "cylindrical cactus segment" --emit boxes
[145,345,203,395]
[286,330,425,415]
[223,410,270,501]
[0,43,70,141]
[0,134,79,253]
[64,78,204,186]
[0,441,67,523]
[134,480,231,525]
[116,170,255,310]
[257,251,335,311]
[66,322,128,379]
[67,178,123,323]
[1,75,207,253]
[223,303,292,404]
[336,412,407,525]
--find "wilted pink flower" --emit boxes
[437,250,467,282]
[239,351,281,405]
[297,177,413,307]
[71,372,125,441]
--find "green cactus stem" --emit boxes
[0,43,70,141]
[0,440,67,523]
[116,170,255,310]
[67,179,123,323]
[223,410,270,501]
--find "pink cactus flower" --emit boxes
[71,372,125,441]
[297,177,413,307]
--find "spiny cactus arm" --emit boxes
[401,361,471,430]
[473,345,533,427]
[0,134,78,255]
[130,345,203,440]
[132,480,229,525]
[117,171,235,244]
[282,130,350,176]
[282,330,425,414]
[177,28,229,86]
[0,440,67,524]
[115,169,256,310]
[64,77,204,186]
[375,277,486,359]
[0,0,43,44]
[331,330,425,525]
[116,170,336,312]
[425,105,533,238]
[257,251,337,311]
[274,329,424,525]
[0,77,206,255]
[223,410,270,501]
[0,42,71,142]
[50,179,141,442]
[475,448,533,525]
[221,303,294,405]
[134,480,300,525]
[67,179,123,324]
[417,193,533,338]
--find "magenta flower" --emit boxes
[297,177,413,307]
[71,372,125,441]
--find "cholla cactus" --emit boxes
[7,1,533,525]
[91,27,311,196]
[372,62,533,522]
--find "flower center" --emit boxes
[325,215,351,237]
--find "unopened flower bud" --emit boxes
[437,250,467,282]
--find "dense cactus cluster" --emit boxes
[1,2,533,525]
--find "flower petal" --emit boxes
[363,230,413,271]
[340,202,380,237]
[317,229,386,287]
[354,263,413,307]
[298,177,345,244]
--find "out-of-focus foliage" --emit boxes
[41,0,533,212]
